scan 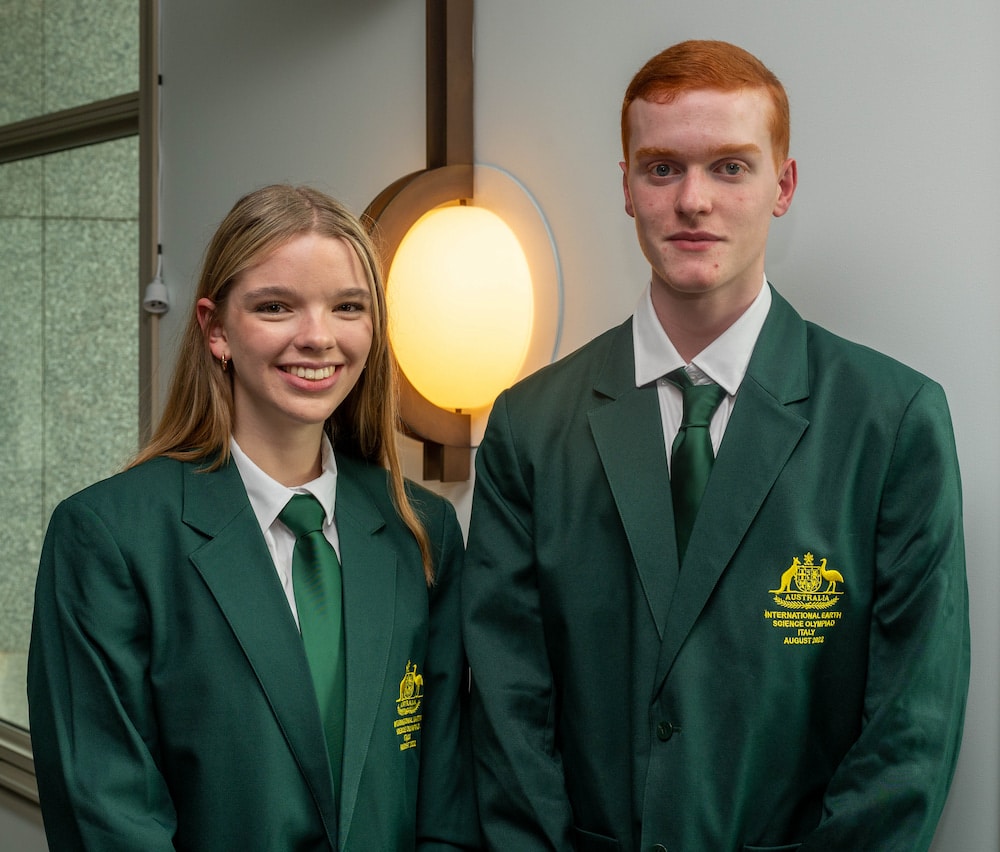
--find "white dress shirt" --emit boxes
[633,277,772,471]
[229,435,340,628]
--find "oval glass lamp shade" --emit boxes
[387,204,535,411]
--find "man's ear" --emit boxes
[621,161,636,218]
[196,298,228,361]
[773,158,798,218]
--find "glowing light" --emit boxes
[387,205,534,411]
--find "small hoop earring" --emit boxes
[221,355,228,372]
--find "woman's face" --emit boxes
[198,233,374,450]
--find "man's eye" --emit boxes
[653,164,673,177]
[722,163,744,176]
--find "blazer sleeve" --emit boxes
[800,380,970,851]
[27,496,178,851]
[416,494,482,851]
[462,393,575,852]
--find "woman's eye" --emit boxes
[256,302,285,314]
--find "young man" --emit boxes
[463,40,969,851]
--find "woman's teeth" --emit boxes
[286,366,335,380]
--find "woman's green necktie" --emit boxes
[280,493,346,805]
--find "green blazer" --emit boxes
[28,452,479,852]
[463,287,969,852]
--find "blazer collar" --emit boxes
[184,458,366,849]
[593,317,642,401]
[329,456,397,848]
[589,320,680,640]
[743,284,810,405]
[652,286,811,691]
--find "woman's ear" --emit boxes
[196,298,228,361]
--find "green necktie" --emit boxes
[280,493,346,805]
[667,368,727,564]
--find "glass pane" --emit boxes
[0,0,139,125]
[0,137,139,730]
[0,0,43,124]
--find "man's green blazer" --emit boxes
[463,287,969,851]
[28,452,479,851]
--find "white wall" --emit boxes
[10,0,991,848]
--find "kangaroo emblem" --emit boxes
[770,557,801,594]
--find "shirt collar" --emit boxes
[633,275,771,396]
[230,434,339,531]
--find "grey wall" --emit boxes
[0,786,45,851]
[4,0,995,847]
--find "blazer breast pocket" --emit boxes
[743,844,801,851]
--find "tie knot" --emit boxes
[280,493,326,538]
[667,368,726,428]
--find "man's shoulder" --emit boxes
[764,288,941,400]
[504,319,630,403]
[803,319,939,394]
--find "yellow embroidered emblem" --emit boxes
[763,552,846,646]
[394,660,423,751]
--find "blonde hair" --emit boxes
[131,184,434,581]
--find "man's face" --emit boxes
[621,88,796,310]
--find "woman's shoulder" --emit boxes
[71,455,181,497]
[335,453,455,522]
[56,456,205,522]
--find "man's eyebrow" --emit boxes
[632,143,763,161]
[713,143,763,158]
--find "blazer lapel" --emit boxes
[653,288,812,691]
[589,320,679,639]
[331,460,396,848]
[183,461,340,846]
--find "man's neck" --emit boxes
[650,281,761,363]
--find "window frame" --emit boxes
[0,0,158,804]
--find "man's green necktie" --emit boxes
[667,368,727,564]
[280,493,346,805]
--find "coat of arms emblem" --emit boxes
[396,660,423,716]
[769,552,845,610]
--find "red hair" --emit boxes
[621,40,790,169]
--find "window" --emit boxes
[0,0,155,802]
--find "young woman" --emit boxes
[28,185,479,851]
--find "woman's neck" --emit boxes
[232,423,325,487]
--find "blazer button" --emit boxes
[656,721,675,741]
[652,845,669,852]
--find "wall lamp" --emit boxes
[365,0,560,481]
